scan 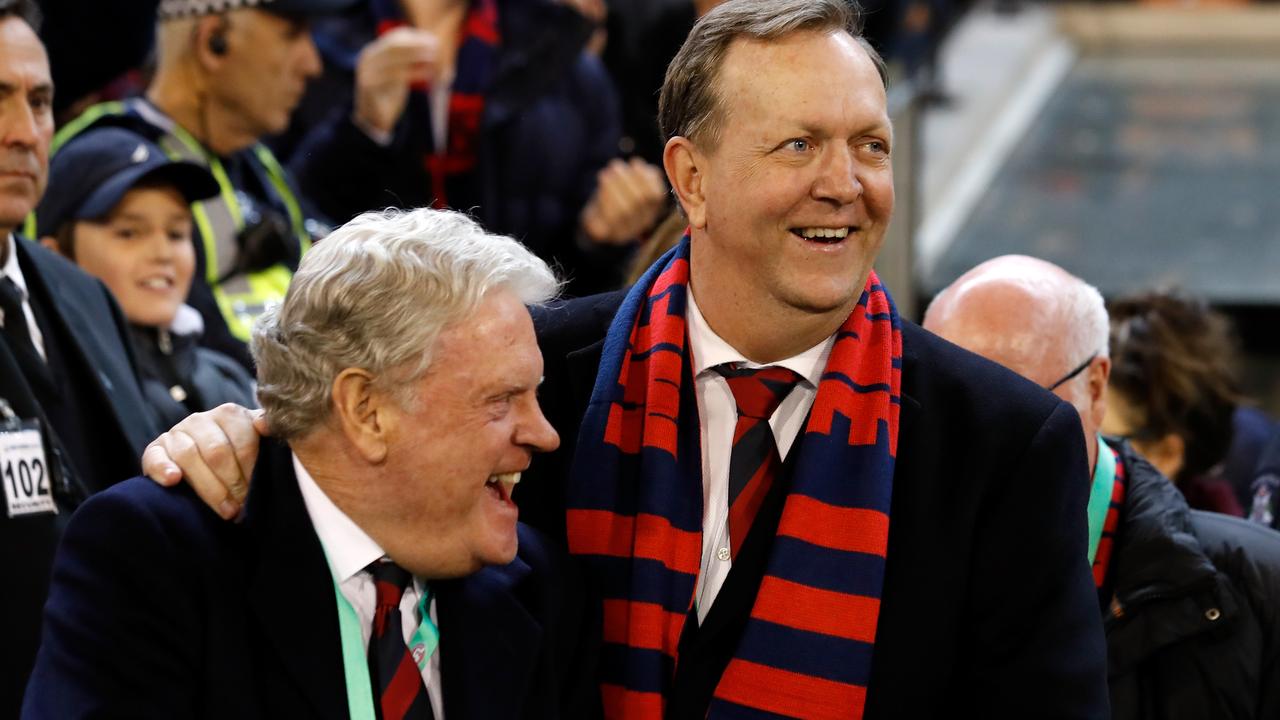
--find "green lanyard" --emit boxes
[329,565,439,719]
[1086,434,1117,565]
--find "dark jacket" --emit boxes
[1107,440,1280,720]
[23,439,600,719]
[1,235,159,717]
[129,318,257,428]
[284,0,626,294]
[521,291,1110,719]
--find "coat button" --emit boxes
[1205,608,1221,622]
[717,547,731,562]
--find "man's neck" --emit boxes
[146,81,252,157]
[688,275,854,365]
[0,231,13,266]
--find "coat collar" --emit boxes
[244,440,547,719]
[1104,442,1237,673]
[243,439,350,720]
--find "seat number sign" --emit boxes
[2,425,55,518]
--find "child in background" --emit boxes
[35,127,256,426]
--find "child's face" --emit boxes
[73,186,195,328]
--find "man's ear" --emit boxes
[192,15,231,71]
[663,136,708,230]
[330,368,390,464]
[1087,356,1111,430]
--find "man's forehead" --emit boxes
[0,17,51,84]
[715,30,887,121]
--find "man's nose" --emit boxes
[518,400,561,454]
[0,99,41,149]
[811,144,863,206]
[298,34,323,79]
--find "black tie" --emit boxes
[0,276,50,387]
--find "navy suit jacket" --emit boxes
[23,439,599,719]
[519,291,1111,719]
[2,235,158,716]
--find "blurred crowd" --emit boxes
[5,0,1280,717]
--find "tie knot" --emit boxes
[716,365,803,420]
[0,276,23,315]
[368,559,412,608]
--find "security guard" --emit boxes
[36,0,356,368]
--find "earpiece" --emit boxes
[208,32,228,57]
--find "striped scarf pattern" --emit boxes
[1093,443,1128,590]
[566,236,902,719]
[373,0,499,210]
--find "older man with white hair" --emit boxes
[925,254,1280,720]
[23,208,597,719]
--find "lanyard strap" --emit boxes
[330,569,439,718]
[1086,433,1116,565]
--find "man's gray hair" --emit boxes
[251,208,560,439]
[1061,276,1110,365]
[658,0,885,149]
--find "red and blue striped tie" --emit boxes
[367,560,433,720]
[716,365,803,558]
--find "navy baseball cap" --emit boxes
[36,128,220,238]
[157,0,359,20]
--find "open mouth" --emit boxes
[139,277,175,291]
[484,472,520,503]
[790,226,854,244]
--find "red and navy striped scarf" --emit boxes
[372,0,499,209]
[1094,441,1128,593]
[566,236,902,719]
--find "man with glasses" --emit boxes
[925,254,1280,720]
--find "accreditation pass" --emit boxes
[1,420,55,518]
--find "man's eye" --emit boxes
[116,228,139,240]
[865,140,889,156]
[786,139,811,153]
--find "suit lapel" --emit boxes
[245,441,348,720]
[436,556,542,719]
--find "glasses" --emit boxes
[1046,352,1098,391]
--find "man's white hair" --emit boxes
[1060,275,1110,364]
[251,207,560,439]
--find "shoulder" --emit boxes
[899,320,1069,431]
[532,291,626,359]
[68,477,222,544]
[1191,510,1280,583]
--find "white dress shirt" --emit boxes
[685,291,834,623]
[293,454,445,719]
[1,233,47,361]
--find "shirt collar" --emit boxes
[1,233,30,301]
[685,288,833,388]
[293,452,385,585]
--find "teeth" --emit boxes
[142,278,170,289]
[489,472,521,495]
[798,227,849,239]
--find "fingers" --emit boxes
[354,28,440,134]
[140,404,264,520]
[582,158,670,245]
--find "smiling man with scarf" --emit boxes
[141,1,1109,717]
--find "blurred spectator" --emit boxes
[926,255,1280,720]
[1105,290,1247,516]
[36,0,159,121]
[0,3,161,711]
[47,0,355,369]
[284,0,664,294]
[36,128,257,428]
